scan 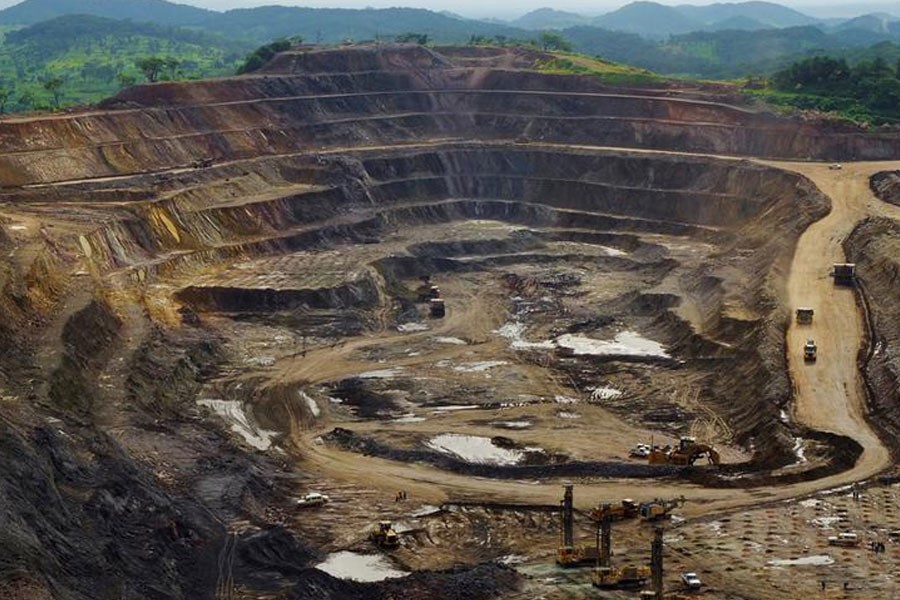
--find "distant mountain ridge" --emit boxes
[0,0,526,44]
[0,0,213,26]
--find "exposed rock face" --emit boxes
[870,170,900,207]
[0,44,881,599]
[845,217,900,441]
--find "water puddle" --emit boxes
[767,555,834,567]
[425,433,527,465]
[497,323,669,359]
[556,331,669,358]
[496,322,555,350]
[492,420,533,430]
[298,391,321,417]
[435,336,467,345]
[554,395,580,404]
[452,361,508,372]
[431,404,481,412]
[811,516,842,528]
[316,551,409,582]
[197,399,277,451]
[394,413,427,423]
[357,367,405,379]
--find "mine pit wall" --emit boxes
[844,217,900,447]
[54,144,826,469]
[4,49,900,186]
[870,170,900,207]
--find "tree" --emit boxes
[43,77,64,109]
[539,32,572,52]
[395,32,429,45]
[0,88,11,114]
[164,57,180,80]
[236,39,294,75]
[136,56,166,82]
[18,90,35,111]
[117,73,137,89]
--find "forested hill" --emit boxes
[0,14,249,112]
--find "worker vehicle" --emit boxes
[804,339,817,362]
[829,163,843,170]
[649,437,720,466]
[370,521,400,548]
[295,492,329,508]
[795,308,814,324]
[681,572,702,589]
[630,443,651,458]
[429,298,445,318]
[828,532,859,547]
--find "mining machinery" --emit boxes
[591,507,651,589]
[556,485,599,567]
[369,520,400,548]
[649,436,720,466]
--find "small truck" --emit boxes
[804,339,817,362]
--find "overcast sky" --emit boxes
[0,0,897,19]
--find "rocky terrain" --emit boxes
[0,44,899,599]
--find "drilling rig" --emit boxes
[591,504,651,589]
[555,484,599,567]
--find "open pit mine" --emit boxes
[1,44,900,600]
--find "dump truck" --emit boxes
[370,521,400,548]
[795,308,814,324]
[429,298,446,318]
[804,339,817,362]
[833,263,856,286]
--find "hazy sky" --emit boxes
[0,0,897,19]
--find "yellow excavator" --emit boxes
[649,437,720,466]
[369,521,400,548]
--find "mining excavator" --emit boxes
[370,520,400,548]
[649,437,720,466]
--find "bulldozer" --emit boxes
[369,520,400,548]
[649,437,720,466]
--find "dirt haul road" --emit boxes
[774,160,900,477]
[287,151,900,517]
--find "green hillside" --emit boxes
[0,14,251,112]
